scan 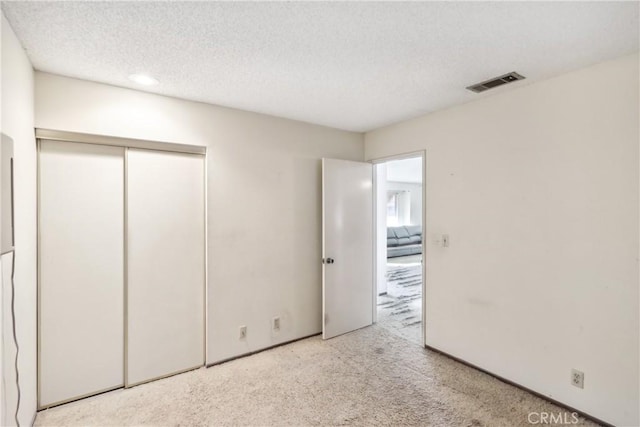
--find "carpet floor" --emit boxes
[35,326,599,427]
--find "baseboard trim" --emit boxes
[424,344,612,427]
[37,385,123,411]
[206,332,321,368]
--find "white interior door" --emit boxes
[39,141,124,407]
[126,148,205,386]
[322,158,373,339]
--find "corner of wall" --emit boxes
[2,12,38,427]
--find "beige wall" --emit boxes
[1,13,37,427]
[34,72,364,365]
[365,53,640,426]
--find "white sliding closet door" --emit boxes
[39,141,124,408]
[126,149,205,386]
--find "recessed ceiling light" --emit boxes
[128,74,159,86]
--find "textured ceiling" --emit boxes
[2,2,638,132]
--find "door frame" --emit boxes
[370,150,426,348]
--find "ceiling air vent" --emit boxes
[466,72,525,93]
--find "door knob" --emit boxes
[323,258,335,264]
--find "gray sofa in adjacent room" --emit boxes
[387,225,422,258]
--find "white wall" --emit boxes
[375,164,388,295]
[1,14,37,427]
[386,157,422,184]
[365,53,639,426]
[34,72,364,365]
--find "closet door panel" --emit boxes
[39,141,124,407]
[126,149,205,385]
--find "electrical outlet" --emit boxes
[571,369,584,389]
[239,325,247,340]
[273,317,280,331]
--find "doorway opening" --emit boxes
[374,154,424,346]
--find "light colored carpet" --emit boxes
[377,261,423,345]
[35,326,599,427]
